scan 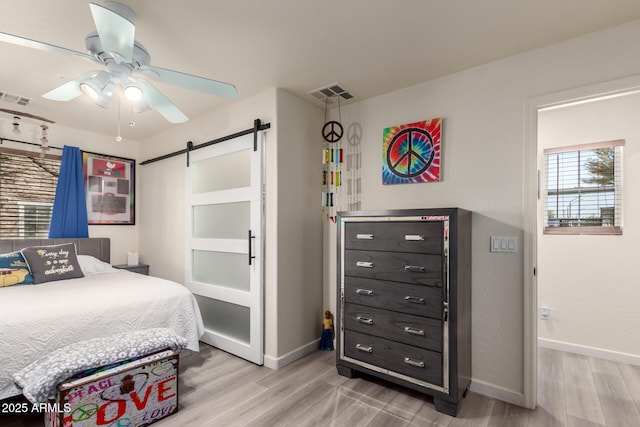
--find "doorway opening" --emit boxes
[524,75,640,410]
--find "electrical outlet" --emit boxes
[540,306,550,320]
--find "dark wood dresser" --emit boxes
[336,208,471,416]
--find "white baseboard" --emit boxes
[538,337,640,366]
[263,339,320,370]
[264,341,530,408]
[469,379,525,407]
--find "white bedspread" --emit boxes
[0,270,204,400]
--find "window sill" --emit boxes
[543,226,622,235]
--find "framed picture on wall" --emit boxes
[82,151,135,225]
[382,118,442,185]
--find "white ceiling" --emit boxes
[2,0,640,141]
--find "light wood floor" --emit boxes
[3,345,640,426]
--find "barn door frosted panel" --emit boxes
[192,149,250,194]
[186,132,264,365]
[192,202,250,239]
[192,250,249,292]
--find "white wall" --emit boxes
[322,19,640,404]
[0,119,140,264]
[274,90,324,357]
[537,93,640,359]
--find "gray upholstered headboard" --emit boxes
[0,238,110,263]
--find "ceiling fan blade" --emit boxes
[137,80,189,124]
[0,108,55,124]
[42,70,102,101]
[137,65,238,99]
[0,32,96,64]
[89,2,135,63]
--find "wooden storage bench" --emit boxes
[45,349,179,427]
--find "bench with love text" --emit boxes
[45,350,179,427]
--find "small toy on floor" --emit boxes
[320,310,334,351]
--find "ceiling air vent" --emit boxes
[0,91,31,106]
[307,83,355,105]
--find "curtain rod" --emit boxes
[0,136,63,151]
[140,119,271,166]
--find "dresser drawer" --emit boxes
[345,250,442,286]
[344,276,442,318]
[344,303,442,351]
[344,221,443,254]
[343,330,442,386]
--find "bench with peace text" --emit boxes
[44,350,179,427]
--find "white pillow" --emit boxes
[77,255,118,276]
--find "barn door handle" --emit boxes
[248,230,256,265]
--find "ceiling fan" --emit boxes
[0,1,237,124]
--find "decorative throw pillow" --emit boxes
[0,251,33,287]
[20,243,84,284]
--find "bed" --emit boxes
[0,238,204,400]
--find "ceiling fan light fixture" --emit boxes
[3,1,236,126]
[80,82,99,99]
[123,84,143,101]
[80,72,111,100]
[94,82,116,108]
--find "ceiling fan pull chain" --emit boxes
[116,91,122,142]
[129,103,136,127]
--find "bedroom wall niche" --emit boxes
[139,88,324,368]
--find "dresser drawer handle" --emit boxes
[356,316,373,325]
[356,288,374,296]
[404,234,426,241]
[356,261,373,268]
[356,344,373,353]
[356,233,374,240]
[404,357,425,368]
[405,296,425,304]
[404,326,425,336]
[404,265,425,273]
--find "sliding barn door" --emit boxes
[186,132,264,364]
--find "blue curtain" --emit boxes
[49,146,89,238]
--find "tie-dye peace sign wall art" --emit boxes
[382,118,441,185]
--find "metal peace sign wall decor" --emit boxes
[382,118,442,185]
[322,120,344,143]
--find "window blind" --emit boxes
[0,150,60,238]
[544,139,623,235]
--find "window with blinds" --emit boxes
[544,139,623,235]
[0,149,61,238]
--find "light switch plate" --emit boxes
[490,236,518,253]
